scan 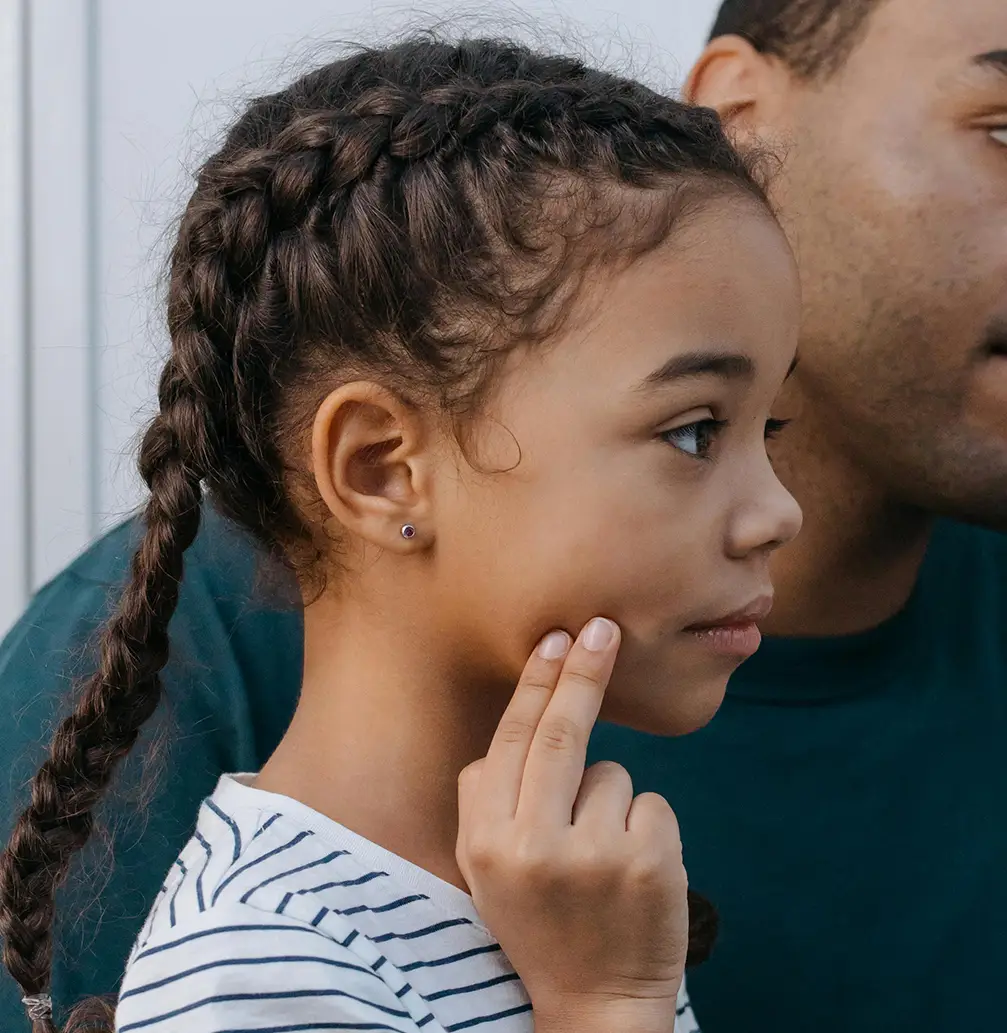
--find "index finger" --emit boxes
[471,629,572,823]
[517,617,620,827]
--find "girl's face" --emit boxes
[432,199,803,735]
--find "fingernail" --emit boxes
[582,618,616,652]
[538,630,571,660]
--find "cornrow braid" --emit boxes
[0,34,769,1028]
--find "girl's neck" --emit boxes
[255,590,507,892]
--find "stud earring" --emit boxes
[400,524,417,540]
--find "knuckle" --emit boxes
[626,842,681,890]
[537,714,583,754]
[510,833,560,883]
[495,716,538,745]
[636,791,679,824]
[515,677,556,708]
[588,759,623,776]
[463,834,502,874]
[587,760,632,787]
[627,809,685,884]
[560,667,603,693]
[631,830,670,867]
[519,676,556,695]
[567,841,613,882]
[636,790,670,807]
[457,759,483,786]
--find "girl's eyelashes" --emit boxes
[660,418,728,460]
[660,416,793,461]
[764,417,791,440]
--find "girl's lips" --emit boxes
[682,594,773,659]
[684,621,762,659]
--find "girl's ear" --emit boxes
[311,382,435,551]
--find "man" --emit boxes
[591,1,1007,1029]
[1,0,1004,1029]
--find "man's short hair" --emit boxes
[709,0,883,78]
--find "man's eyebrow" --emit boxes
[974,50,1007,76]
[639,351,755,390]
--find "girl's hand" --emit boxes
[456,618,688,1033]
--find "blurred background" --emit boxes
[0,0,721,633]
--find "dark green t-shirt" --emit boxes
[590,519,1007,1032]
[0,514,1003,1031]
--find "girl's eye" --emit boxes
[661,419,727,459]
[990,128,1007,146]
[661,417,792,459]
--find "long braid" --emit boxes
[0,364,208,1029]
[0,36,767,1025]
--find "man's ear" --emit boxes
[685,35,794,143]
[311,382,435,553]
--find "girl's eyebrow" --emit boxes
[638,351,755,391]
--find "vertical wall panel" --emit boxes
[0,0,29,631]
[27,0,95,590]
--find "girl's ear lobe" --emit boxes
[311,383,433,550]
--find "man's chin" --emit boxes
[967,354,1007,439]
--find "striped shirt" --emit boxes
[116,774,701,1033]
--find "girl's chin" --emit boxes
[600,669,731,738]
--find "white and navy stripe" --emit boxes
[116,774,700,1033]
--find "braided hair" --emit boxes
[0,35,768,1030]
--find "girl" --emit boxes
[0,34,802,1033]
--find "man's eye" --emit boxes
[990,127,1007,146]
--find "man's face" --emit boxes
[764,0,1007,524]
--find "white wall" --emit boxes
[0,0,29,633]
[0,0,721,632]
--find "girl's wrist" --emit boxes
[532,989,682,1033]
